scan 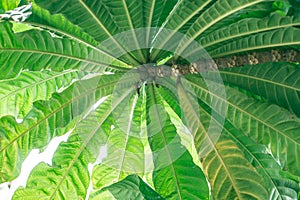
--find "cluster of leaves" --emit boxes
[0,0,299,199]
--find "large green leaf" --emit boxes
[208,62,300,117]
[181,12,300,57]
[209,27,300,58]
[12,84,136,199]
[203,135,269,199]
[198,99,299,199]
[0,70,86,119]
[174,0,269,58]
[186,75,300,176]
[169,78,269,199]
[12,137,91,200]
[0,22,127,79]
[34,0,141,65]
[0,74,122,183]
[201,12,300,49]
[92,94,146,190]
[145,83,209,200]
[150,0,212,61]
[91,174,164,200]
[27,2,99,47]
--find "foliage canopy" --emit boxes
[0,0,300,199]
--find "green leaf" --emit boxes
[28,2,99,47]
[0,74,122,183]
[0,0,20,13]
[175,0,268,58]
[210,62,300,117]
[92,95,146,190]
[91,174,164,200]
[145,83,209,200]
[34,0,141,65]
[0,70,87,119]
[226,124,300,200]
[187,75,300,177]
[169,77,269,199]
[0,22,127,79]
[12,84,136,199]
[150,0,212,61]
[198,99,299,199]
[12,138,91,200]
[201,12,300,49]
[203,135,269,199]
[209,27,300,58]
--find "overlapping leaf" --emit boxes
[92,94,146,190]
[145,83,209,200]
[0,22,127,79]
[0,74,122,183]
[209,27,300,58]
[0,70,86,119]
[186,75,300,177]
[91,174,163,200]
[12,84,137,199]
[175,0,269,58]
[198,100,299,199]
[201,12,300,49]
[165,78,268,199]
[207,63,300,116]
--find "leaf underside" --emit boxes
[0,0,299,199]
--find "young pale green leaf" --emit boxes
[169,78,269,199]
[209,27,300,58]
[146,84,209,200]
[91,174,163,200]
[12,138,90,200]
[92,95,146,190]
[0,70,86,119]
[0,22,127,79]
[12,87,136,199]
[198,100,299,199]
[209,62,300,117]
[203,135,269,199]
[186,75,300,177]
[0,74,122,183]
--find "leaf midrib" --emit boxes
[150,0,213,61]
[48,86,135,200]
[77,0,140,65]
[210,40,300,58]
[117,94,139,180]
[0,70,78,102]
[219,70,300,92]
[175,0,265,58]
[0,78,119,153]
[198,102,283,199]
[1,48,126,71]
[202,22,300,49]
[188,80,300,147]
[176,82,242,199]
[25,21,130,68]
[149,84,182,200]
